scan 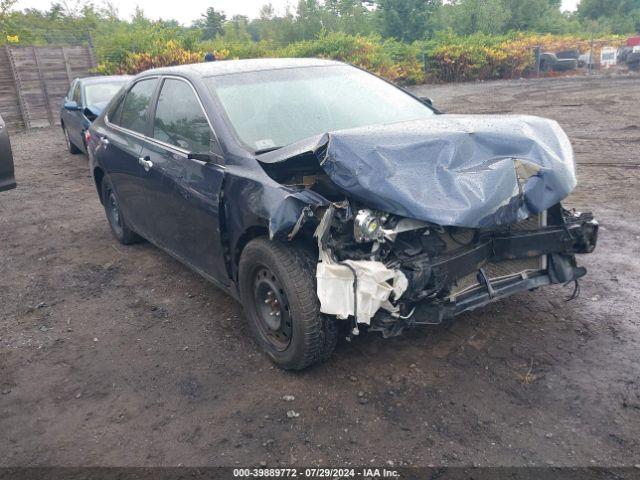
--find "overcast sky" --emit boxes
[14,0,582,25]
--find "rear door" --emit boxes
[96,77,159,236]
[0,114,16,192]
[138,77,228,284]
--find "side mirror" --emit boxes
[83,107,99,122]
[64,101,81,111]
[419,96,434,106]
[186,137,224,164]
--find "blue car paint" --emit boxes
[60,76,131,154]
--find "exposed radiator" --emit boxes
[448,212,547,298]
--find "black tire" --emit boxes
[101,176,141,245]
[539,52,558,72]
[626,52,640,70]
[62,124,81,154]
[238,237,338,370]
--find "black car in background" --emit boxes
[0,113,16,192]
[87,59,598,370]
[61,75,131,155]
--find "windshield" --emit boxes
[84,81,128,106]
[206,65,434,152]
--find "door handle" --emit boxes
[138,156,153,171]
[99,136,109,148]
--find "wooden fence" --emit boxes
[0,44,96,132]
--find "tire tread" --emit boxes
[239,238,337,370]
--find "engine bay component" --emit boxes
[315,207,408,326]
[316,258,408,325]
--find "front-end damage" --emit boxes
[311,202,597,337]
[255,115,599,337]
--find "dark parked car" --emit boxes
[61,75,131,154]
[88,59,598,370]
[0,113,16,192]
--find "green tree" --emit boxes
[296,0,323,40]
[578,0,640,19]
[323,0,374,35]
[376,0,441,42]
[578,0,640,33]
[503,0,561,30]
[0,0,18,35]
[194,7,226,40]
[439,0,510,35]
[223,15,252,43]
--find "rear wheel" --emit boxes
[101,176,141,245]
[239,238,337,370]
[62,125,81,154]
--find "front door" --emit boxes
[137,77,228,284]
[64,81,85,148]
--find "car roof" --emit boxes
[77,75,132,85]
[137,58,345,79]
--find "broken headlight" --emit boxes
[354,209,384,243]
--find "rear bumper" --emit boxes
[371,211,598,337]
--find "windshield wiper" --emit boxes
[255,146,283,155]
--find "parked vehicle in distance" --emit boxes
[88,59,598,370]
[0,113,16,192]
[61,75,131,154]
[540,51,579,72]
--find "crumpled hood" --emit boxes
[258,114,577,228]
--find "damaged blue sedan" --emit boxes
[87,59,598,370]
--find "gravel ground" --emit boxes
[1,75,639,467]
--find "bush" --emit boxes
[422,32,626,82]
[95,32,626,84]
[274,33,425,84]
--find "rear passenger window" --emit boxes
[153,78,211,153]
[117,79,157,134]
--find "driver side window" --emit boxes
[153,78,211,153]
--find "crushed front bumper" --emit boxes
[371,211,598,337]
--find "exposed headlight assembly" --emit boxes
[355,209,432,243]
[354,209,383,243]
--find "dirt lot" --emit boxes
[1,75,639,467]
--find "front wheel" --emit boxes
[238,238,337,370]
